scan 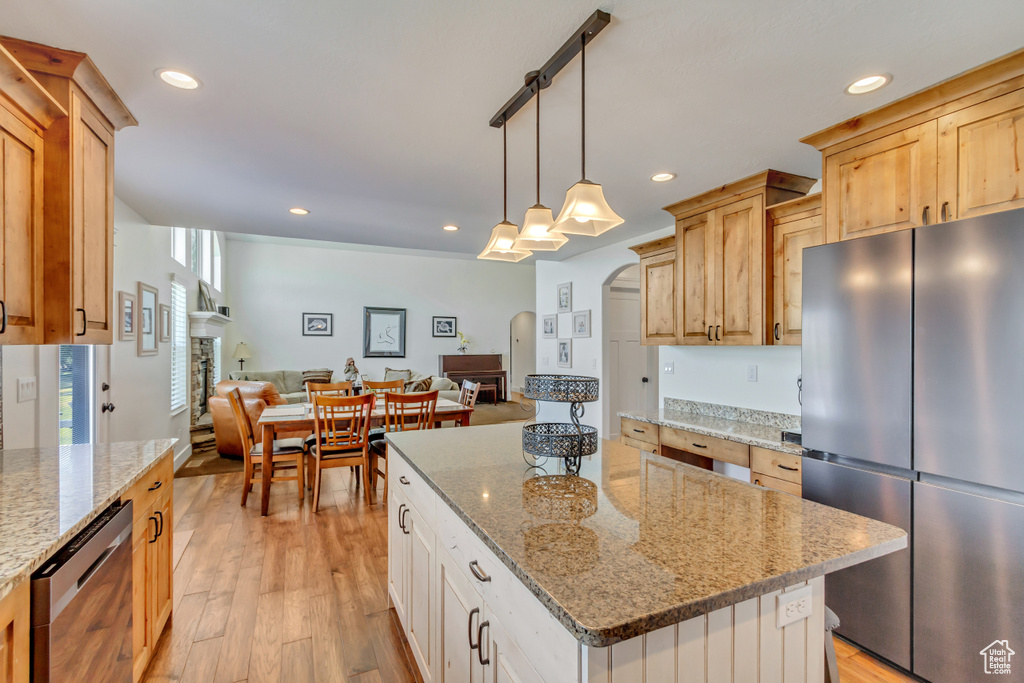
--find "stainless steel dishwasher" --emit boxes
[31,501,134,683]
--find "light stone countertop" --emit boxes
[0,439,177,601]
[619,406,805,456]
[386,423,906,646]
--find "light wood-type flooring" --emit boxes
[146,468,916,683]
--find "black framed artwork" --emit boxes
[432,316,457,338]
[364,307,407,357]
[303,312,333,336]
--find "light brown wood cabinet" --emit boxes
[0,37,136,345]
[122,452,173,683]
[0,580,29,683]
[749,446,802,496]
[803,47,1024,242]
[629,236,677,345]
[766,193,824,345]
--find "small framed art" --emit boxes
[159,304,171,343]
[542,314,557,339]
[432,316,457,338]
[556,282,572,313]
[303,313,333,336]
[557,338,572,368]
[572,309,591,338]
[119,291,136,341]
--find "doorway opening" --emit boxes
[509,311,536,400]
[602,264,659,438]
[58,345,95,445]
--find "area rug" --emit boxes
[175,399,537,478]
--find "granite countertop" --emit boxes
[619,405,804,456]
[0,439,177,601]
[386,423,906,646]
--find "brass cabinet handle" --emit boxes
[477,621,491,665]
[469,560,491,582]
[468,607,480,653]
[76,308,87,336]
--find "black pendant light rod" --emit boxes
[489,10,610,128]
[503,120,508,221]
[535,79,541,203]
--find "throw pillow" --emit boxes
[302,368,333,386]
[384,368,413,382]
[405,378,432,393]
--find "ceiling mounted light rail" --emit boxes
[478,123,532,262]
[515,72,568,252]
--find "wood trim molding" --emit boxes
[0,36,137,131]
[766,192,822,219]
[662,169,816,219]
[628,235,675,256]
[0,43,67,128]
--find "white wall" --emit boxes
[1,199,224,463]
[222,238,535,381]
[509,311,536,394]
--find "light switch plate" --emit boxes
[18,377,38,403]
[663,362,674,374]
[776,584,814,628]
[542,357,549,366]
[747,364,758,382]
[591,358,597,370]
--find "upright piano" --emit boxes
[439,354,507,403]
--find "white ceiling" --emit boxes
[5,1,1024,260]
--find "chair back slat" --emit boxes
[384,390,438,433]
[364,379,405,399]
[306,380,354,402]
[226,388,256,454]
[458,380,480,408]
[313,393,374,453]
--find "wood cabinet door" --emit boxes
[150,490,173,644]
[771,208,824,345]
[639,251,676,345]
[388,488,408,628]
[0,102,44,345]
[938,87,1024,221]
[71,94,114,344]
[438,550,484,683]
[131,507,153,683]
[675,211,714,345]
[712,195,764,345]
[481,610,543,683]
[825,120,938,241]
[406,503,435,682]
[0,580,29,683]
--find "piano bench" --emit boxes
[479,384,499,404]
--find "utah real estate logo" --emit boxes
[980,640,1015,675]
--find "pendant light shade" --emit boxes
[479,220,531,262]
[515,77,568,252]
[551,33,622,237]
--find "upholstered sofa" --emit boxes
[210,380,309,459]
[228,370,311,403]
[366,368,460,402]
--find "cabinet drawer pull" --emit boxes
[922,205,930,225]
[691,443,708,449]
[754,479,762,486]
[148,516,159,543]
[715,325,721,341]
[468,560,491,582]
[76,308,87,336]
[468,607,480,652]
[400,506,410,534]
[148,481,163,492]
[778,464,799,472]
[707,326,712,341]
[632,428,645,434]
[0,300,6,334]
[774,322,781,341]
[397,503,407,532]
[477,621,491,665]
[940,201,949,222]
[155,510,164,537]
[399,476,410,485]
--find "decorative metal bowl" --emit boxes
[522,422,598,475]
[524,374,599,403]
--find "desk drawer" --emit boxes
[659,426,750,467]
[751,472,802,497]
[750,446,802,484]
[620,418,659,446]
[620,434,658,454]
[388,452,436,528]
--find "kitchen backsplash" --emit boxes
[663,398,800,430]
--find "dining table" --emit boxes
[254,397,474,515]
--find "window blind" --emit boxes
[213,337,222,386]
[171,281,188,412]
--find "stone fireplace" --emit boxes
[191,337,216,425]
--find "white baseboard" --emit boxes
[174,444,193,472]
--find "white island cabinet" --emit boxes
[386,424,906,683]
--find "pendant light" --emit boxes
[515,78,568,252]
[479,122,532,262]
[551,34,623,236]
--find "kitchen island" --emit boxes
[385,423,905,683]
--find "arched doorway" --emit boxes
[602,264,659,437]
[509,311,536,399]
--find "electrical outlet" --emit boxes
[663,361,674,375]
[776,585,814,628]
[542,357,549,366]
[591,358,597,370]
[747,364,758,382]
[18,377,37,402]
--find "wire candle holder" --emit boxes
[522,374,599,475]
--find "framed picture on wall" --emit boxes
[572,309,591,338]
[556,282,572,313]
[159,304,171,343]
[303,313,334,336]
[364,307,407,357]
[138,282,158,357]
[557,338,572,368]
[432,316,457,337]
[542,314,557,339]
[119,291,136,341]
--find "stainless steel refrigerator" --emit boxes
[802,208,1024,682]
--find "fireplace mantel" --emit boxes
[188,311,232,338]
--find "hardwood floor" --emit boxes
[149,467,913,683]
[143,467,420,683]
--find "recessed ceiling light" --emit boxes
[651,173,676,182]
[289,207,309,215]
[443,225,459,232]
[156,69,200,90]
[845,74,891,95]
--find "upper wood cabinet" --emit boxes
[803,47,1024,242]
[0,37,136,345]
[767,193,823,345]
[629,236,677,345]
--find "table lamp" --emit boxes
[232,342,252,371]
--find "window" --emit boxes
[213,233,222,291]
[171,227,189,267]
[170,280,188,413]
[213,337,222,386]
[58,346,94,445]
[188,229,223,290]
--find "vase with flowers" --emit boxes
[457,332,470,354]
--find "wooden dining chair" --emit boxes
[370,390,438,503]
[305,380,354,402]
[309,393,375,510]
[363,378,405,399]
[455,380,480,426]
[227,388,306,506]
